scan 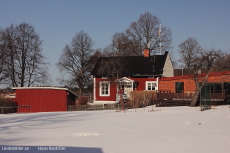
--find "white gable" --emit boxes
[118,77,134,83]
[162,53,174,77]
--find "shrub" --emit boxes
[0,96,17,114]
[129,91,157,108]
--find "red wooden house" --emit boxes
[91,51,174,104]
[12,87,78,113]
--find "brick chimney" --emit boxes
[144,49,150,57]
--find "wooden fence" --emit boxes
[0,105,31,114]
[68,104,132,111]
[156,91,227,107]
[157,91,225,101]
[69,91,229,111]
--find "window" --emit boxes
[224,82,230,95]
[100,81,110,96]
[146,81,157,90]
[215,84,222,93]
[207,83,222,93]
[175,82,184,93]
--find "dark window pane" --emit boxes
[175,82,184,93]
[215,84,222,93]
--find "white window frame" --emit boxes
[145,81,157,91]
[100,81,110,96]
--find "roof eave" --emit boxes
[12,87,78,98]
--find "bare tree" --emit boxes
[0,25,17,86]
[212,50,230,71]
[0,28,8,83]
[190,49,220,106]
[0,23,49,87]
[178,38,202,69]
[110,32,139,56]
[110,12,172,56]
[57,31,94,96]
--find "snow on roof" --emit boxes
[12,86,68,90]
[12,87,78,97]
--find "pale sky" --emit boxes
[1,0,230,86]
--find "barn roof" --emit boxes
[12,87,78,98]
[91,51,169,77]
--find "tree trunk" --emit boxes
[190,69,212,107]
[119,88,124,111]
[190,87,200,107]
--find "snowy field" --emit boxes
[0,105,230,153]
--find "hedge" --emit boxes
[129,91,157,108]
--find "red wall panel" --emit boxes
[15,89,67,113]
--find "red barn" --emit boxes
[12,87,78,113]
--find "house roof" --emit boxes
[91,51,169,77]
[12,87,78,98]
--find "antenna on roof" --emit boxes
[158,22,162,55]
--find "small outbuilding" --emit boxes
[12,87,78,113]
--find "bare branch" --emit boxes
[56,31,94,96]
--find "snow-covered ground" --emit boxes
[0,105,230,153]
